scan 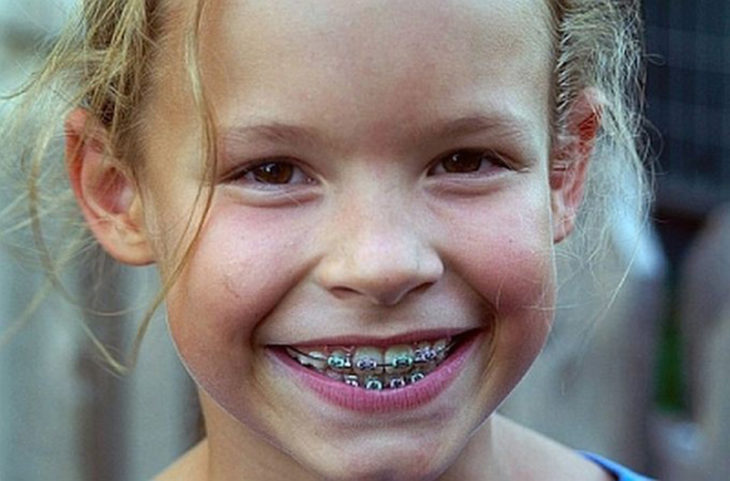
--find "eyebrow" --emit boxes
[219,113,534,154]
[415,114,533,144]
[220,122,326,155]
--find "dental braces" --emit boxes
[340,371,428,391]
[288,339,455,372]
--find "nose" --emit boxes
[314,195,444,307]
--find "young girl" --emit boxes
[2,0,653,479]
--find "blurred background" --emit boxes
[1,1,729,480]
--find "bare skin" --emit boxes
[155,415,614,481]
[67,1,615,480]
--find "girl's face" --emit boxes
[139,0,563,478]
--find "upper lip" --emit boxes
[272,327,479,348]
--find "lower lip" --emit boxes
[269,332,480,413]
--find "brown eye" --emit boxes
[227,159,314,187]
[429,149,507,176]
[441,151,484,173]
[251,162,294,184]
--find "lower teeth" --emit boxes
[285,337,454,390]
[365,378,383,390]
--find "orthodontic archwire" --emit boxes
[287,339,455,370]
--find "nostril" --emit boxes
[409,281,434,297]
[329,286,360,300]
[327,278,436,306]
[313,221,444,306]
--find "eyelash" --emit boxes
[225,158,315,187]
[225,148,511,186]
[426,148,511,176]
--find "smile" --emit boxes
[284,335,460,391]
[272,330,481,412]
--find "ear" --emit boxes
[65,109,155,265]
[549,88,601,243]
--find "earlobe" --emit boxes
[65,109,155,265]
[550,88,602,243]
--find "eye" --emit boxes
[226,159,314,186]
[428,149,509,176]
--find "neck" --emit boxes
[437,415,507,481]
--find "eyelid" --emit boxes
[221,157,316,185]
[427,147,515,176]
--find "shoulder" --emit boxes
[581,452,656,481]
[493,415,615,481]
[153,440,208,481]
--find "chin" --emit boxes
[290,428,462,481]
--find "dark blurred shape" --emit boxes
[644,1,730,220]
[677,205,730,417]
[652,204,730,481]
[643,0,730,417]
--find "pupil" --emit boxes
[253,162,293,183]
[443,152,482,173]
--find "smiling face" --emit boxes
[135,0,560,479]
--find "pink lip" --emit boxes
[269,331,480,413]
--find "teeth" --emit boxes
[413,341,437,373]
[326,349,352,372]
[414,341,437,363]
[386,376,407,389]
[409,372,426,384]
[325,369,343,381]
[352,347,384,376]
[286,347,327,371]
[343,374,360,387]
[286,347,304,362]
[384,345,415,374]
[285,336,456,390]
[433,338,449,362]
[364,378,384,391]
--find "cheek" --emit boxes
[164,203,315,390]
[436,187,556,413]
[445,184,555,298]
[443,188,556,359]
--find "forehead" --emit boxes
[151,0,554,156]
[198,0,553,84]
[201,0,553,46]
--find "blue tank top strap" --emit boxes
[580,451,655,481]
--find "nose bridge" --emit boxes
[316,182,443,306]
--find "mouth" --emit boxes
[280,331,473,391]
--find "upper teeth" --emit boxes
[353,346,384,374]
[285,337,452,376]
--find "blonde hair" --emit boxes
[552,0,648,260]
[0,0,647,372]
